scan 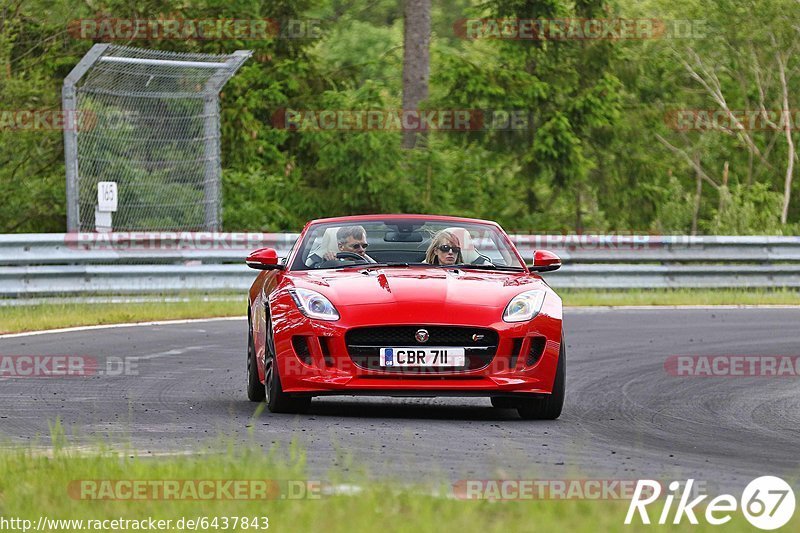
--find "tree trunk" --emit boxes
[401,0,430,149]
[692,157,702,236]
[781,137,795,224]
[718,160,729,214]
[778,54,795,224]
[781,131,795,224]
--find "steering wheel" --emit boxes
[336,251,367,261]
[312,251,368,268]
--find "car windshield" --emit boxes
[290,218,526,271]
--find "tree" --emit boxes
[401,0,430,149]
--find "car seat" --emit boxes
[444,227,481,263]
[305,227,340,266]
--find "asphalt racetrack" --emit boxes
[1,308,798,493]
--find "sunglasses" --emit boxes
[438,245,460,254]
[347,242,369,250]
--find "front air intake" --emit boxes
[526,336,547,367]
[291,336,313,365]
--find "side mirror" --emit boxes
[528,250,561,273]
[246,248,284,270]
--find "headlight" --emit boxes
[289,288,340,321]
[503,290,546,322]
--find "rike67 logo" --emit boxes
[625,477,796,530]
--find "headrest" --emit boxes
[305,226,340,266]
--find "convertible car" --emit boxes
[245,214,565,419]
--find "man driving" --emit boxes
[323,225,376,262]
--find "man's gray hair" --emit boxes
[337,225,367,244]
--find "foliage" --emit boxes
[1,0,799,233]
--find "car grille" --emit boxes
[346,326,498,373]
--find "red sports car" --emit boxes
[245,214,565,419]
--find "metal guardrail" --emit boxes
[0,233,299,265]
[1,233,799,296]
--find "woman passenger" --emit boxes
[424,230,463,265]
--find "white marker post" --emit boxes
[95,181,118,232]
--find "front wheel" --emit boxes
[247,314,266,402]
[517,337,565,420]
[264,312,311,414]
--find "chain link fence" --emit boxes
[63,44,251,232]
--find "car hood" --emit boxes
[288,267,548,309]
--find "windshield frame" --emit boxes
[286,216,527,272]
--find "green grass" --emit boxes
[1,289,797,335]
[0,297,244,334]
[0,427,765,533]
[560,288,800,307]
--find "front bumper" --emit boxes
[269,291,563,396]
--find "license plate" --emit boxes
[379,348,465,367]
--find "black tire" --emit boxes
[490,397,519,409]
[247,311,266,402]
[263,311,311,414]
[517,336,565,420]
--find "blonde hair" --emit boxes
[425,230,463,264]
